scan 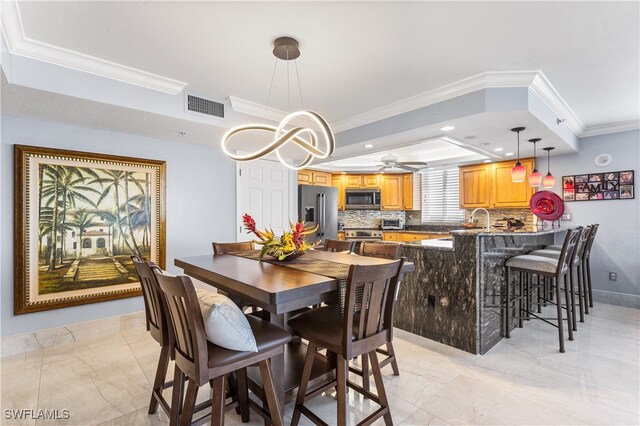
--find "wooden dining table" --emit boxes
[174,249,414,414]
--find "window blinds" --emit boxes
[421,168,464,223]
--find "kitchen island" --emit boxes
[394,228,566,354]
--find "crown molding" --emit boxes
[580,120,640,138]
[331,71,542,133]
[528,71,585,136]
[0,0,187,95]
[228,96,288,122]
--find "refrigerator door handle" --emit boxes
[316,194,322,236]
[321,193,326,237]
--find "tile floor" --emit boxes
[1,303,639,425]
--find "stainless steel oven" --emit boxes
[344,230,383,241]
[381,218,404,230]
[345,189,381,210]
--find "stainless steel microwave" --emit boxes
[345,189,381,210]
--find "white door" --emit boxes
[236,159,297,242]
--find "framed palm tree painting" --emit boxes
[14,145,166,314]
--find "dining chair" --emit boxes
[323,239,356,253]
[153,268,291,426]
[504,227,580,352]
[288,259,404,426]
[131,256,174,419]
[212,241,254,254]
[354,241,402,393]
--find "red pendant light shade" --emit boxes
[511,162,526,182]
[528,138,541,187]
[510,127,526,183]
[542,146,556,189]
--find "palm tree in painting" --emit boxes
[91,170,141,257]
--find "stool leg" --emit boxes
[537,274,543,313]
[210,375,225,426]
[169,367,184,426]
[554,276,565,353]
[258,360,283,426]
[291,343,317,426]
[505,267,511,338]
[361,354,370,394]
[369,350,393,426]
[237,368,250,422]
[577,262,585,322]
[568,268,578,332]
[586,260,594,308]
[518,271,524,328]
[336,354,348,426]
[179,379,198,426]
[563,274,574,341]
[387,342,400,376]
[149,345,170,414]
[580,263,589,315]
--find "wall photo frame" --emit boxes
[14,145,166,314]
[562,170,634,202]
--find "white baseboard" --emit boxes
[592,290,640,309]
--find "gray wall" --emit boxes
[1,117,237,337]
[549,130,640,307]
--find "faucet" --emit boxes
[470,208,491,231]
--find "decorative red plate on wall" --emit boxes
[530,190,565,221]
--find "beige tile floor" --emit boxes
[1,303,639,425]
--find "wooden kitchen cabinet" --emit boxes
[331,175,346,211]
[459,164,491,208]
[345,175,363,188]
[490,158,535,208]
[402,173,421,210]
[337,231,345,241]
[381,175,403,210]
[459,158,536,209]
[298,169,332,186]
[383,232,400,241]
[363,175,380,188]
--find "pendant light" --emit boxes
[510,127,526,182]
[528,138,542,187]
[542,147,556,189]
[221,37,335,170]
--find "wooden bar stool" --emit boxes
[323,239,356,253]
[153,269,291,426]
[288,259,404,426]
[504,228,580,352]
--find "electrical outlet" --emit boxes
[609,272,618,281]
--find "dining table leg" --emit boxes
[268,312,286,418]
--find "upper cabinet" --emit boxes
[363,175,380,188]
[297,169,332,187]
[381,175,403,210]
[402,173,420,210]
[331,175,346,211]
[459,158,535,209]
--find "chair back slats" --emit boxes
[131,256,169,345]
[213,241,254,254]
[153,269,208,380]
[556,228,581,275]
[583,224,599,259]
[359,242,402,260]
[323,239,356,253]
[573,225,592,264]
[342,260,403,358]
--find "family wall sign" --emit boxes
[562,170,634,201]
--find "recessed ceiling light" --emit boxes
[484,159,492,163]
[505,152,514,156]
[493,148,504,152]
[364,144,374,148]
[178,130,188,136]
[440,125,455,132]
[341,171,347,174]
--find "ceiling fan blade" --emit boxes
[397,165,421,172]
[398,162,428,166]
[376,165,388,173]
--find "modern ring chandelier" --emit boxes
[221,37,335,170]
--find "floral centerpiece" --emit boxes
[242,214,320,261]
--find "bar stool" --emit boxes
[154,268,291,426]
[504,228,581,352]
[323,239,356,253]
[288,260,404,426]
[352,242,403,394]
[529,226,592,325]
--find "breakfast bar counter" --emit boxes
[394,228,566,354]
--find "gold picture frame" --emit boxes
[14,145,166,314]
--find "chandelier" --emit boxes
[221,37,335,170]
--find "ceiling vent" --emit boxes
[185,94,224,118]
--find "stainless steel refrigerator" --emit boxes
[298,185,338,244]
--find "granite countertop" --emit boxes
[450,227,567,236]
[403,238,454,251]
[385,230,451,235]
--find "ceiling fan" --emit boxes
[376,154,428,172]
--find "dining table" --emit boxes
[174,249,415,415]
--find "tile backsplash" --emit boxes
[463,208,533,228]
[338,210,405,229]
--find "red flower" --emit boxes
[243,214,257,234]
[292,222,305,249]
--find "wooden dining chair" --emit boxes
[354,242,403,393]
[212,241,254,255]
[153,268,291,426]
[359,242,402,260]
[131,256,175,419]
[289,259,404,426]
[323,239,356,253]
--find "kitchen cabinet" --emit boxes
[383,232,446,242]
[363,175,380,188]
[459,158,535,209]
[383,232,399,241]
[381,175,403,210]
[402,173,421,210]
[297,169,332,186]
[331,175,346,211]
[345,175,364,188]
[337,231,345,241]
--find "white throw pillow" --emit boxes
[195,289,258,352]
